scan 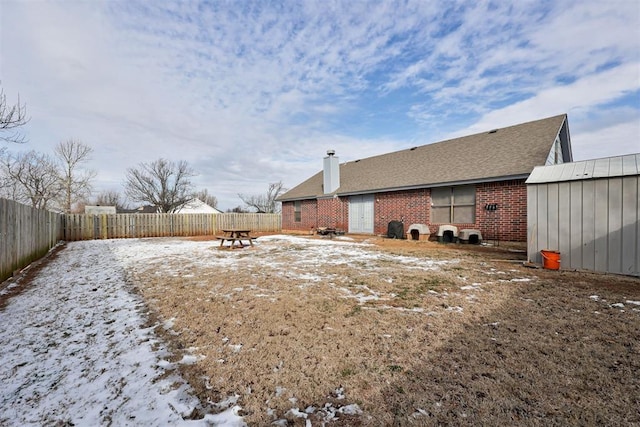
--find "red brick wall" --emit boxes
[374,189,429,234]
[317,197,349,230]
[281,200,318,233]
[281,179,529,241]
[281,197,349,233]
[475,179,528,242]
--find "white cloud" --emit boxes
[1,0,638,209]
[572,119,640,161]
[451,62,640,159]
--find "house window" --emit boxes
[431,186,476,223]
[294,201,301,222]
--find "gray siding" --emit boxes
[527,175,640,276]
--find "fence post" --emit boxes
[49,212,282,242]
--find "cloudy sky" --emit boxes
[1,0,639,210]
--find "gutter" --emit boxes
[335,174,531,197]
[277,174,531,202]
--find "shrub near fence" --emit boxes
[63,213,282,241]
[0,198,64,283]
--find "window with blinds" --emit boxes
[294,201,301,222]
[431,186,476,223]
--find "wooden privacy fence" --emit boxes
[1,200,281,282]
[1,198,64,283]
[63,213,282,241]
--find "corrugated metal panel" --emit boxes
[622,154,639,175]
[569,181,582,267]
[526,186,538,258]
[527,172,640,276]
[621,176,638,275]
[593,158,611,178]
[582,160,597,179]
[574,161,590,180]
[593,179,609,272]
[558,162,579,181]
[547,183,560,250]
[609,156,623,177]
[581,180,596,270]
[558,183,572,267]
[526,153,640,184]
[537,184,549,250]
[608,178,623,272]
[547,164,566,182]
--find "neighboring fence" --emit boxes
[0,198,64,283]
[1,199,282,282]
[63,213,282,241]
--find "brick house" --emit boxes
[277,114,572,242]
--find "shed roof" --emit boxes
[279,114,569,201]
[526,153,640,184]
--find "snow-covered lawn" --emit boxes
[0,239,245,426]
[1,235,638,426]
[2,235,439,426]
[0,235,463,425]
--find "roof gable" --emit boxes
[174,198,222,214]
[279,114,569,201]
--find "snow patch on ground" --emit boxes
[0,239,245,426]
[0,235,463,425]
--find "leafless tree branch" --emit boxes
[0,87,29,144]
[54,139,96,213]
[94,189,127,210]
[0,150,62,209]
[124,158,196,213]
[238,181,286,213]
[194,188,218,209]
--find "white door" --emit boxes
[348,195,374,234]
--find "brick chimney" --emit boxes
[323,149,340,194]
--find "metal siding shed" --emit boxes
[623,154,639,175]
[592,159,611,178]
[560,162,579,181]
[526,154,640,276]
[547,164,566,182]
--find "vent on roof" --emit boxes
[410,147,417,151]
[355,159,361,163]
[488,129,498,134]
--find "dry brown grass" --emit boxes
[126,235,639,426]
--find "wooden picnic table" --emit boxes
[216,229,256,248]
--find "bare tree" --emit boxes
[0,152,18,200]
[0,150,61,209]
[125,158,196,213]
[94,189,127,210]
[227,205,248,213]
[1,86,29,143]
[194,188,218,208]
[54,139,96,213]
[238,181,286,213]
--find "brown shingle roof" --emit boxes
[279,114,568,201]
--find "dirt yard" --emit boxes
[122,234,639,426]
